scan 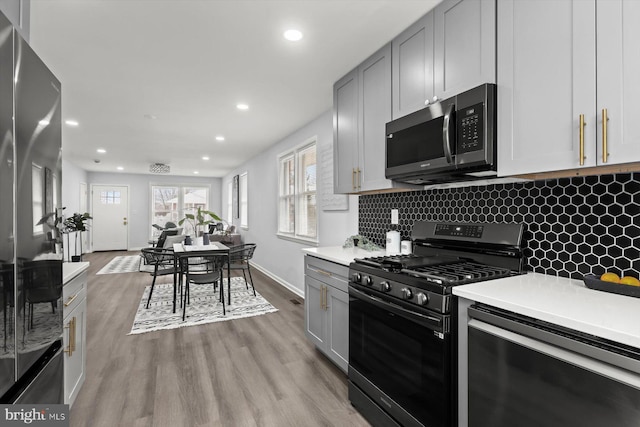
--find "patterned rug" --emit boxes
[129,276,278,335]
[96,255,147,275]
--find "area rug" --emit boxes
[129,276,278,335]
[96,255,145,275]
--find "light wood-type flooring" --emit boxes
[70,251,370,427]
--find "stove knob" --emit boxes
[352,272,362,283]
[380,281,391,292]
[416,292,429,306]
[401,288,413,300]
[363,276,373,286]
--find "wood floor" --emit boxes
[71,251,371,427]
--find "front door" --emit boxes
[91,185,129,251]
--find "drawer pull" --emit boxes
[316,269,331,277]
[64,293,79,307]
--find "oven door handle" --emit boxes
[349,287,443,331]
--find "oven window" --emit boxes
[350,294,451,427]
[469,326,640,427]
[386,117,445,168]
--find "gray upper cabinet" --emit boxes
[358,43,393,192]
[391,1,495,120]
[391,12,434,119]
[498,0,640,177]
[334,43,406,193]
[333,69,359,194]
[433,0,496,99]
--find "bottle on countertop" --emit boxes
[386,229,401,255]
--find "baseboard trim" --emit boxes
[250,262,304,299]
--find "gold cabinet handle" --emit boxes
[64,317,76,356]
[579,114,586,166]
[352,168,356,191]
[323,286,328,311]
[64,293,78,307]
[320,285,325,310]
[602,108,609,163]
[316,269,331,277]
[357,168,361,190]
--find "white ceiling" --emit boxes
[30,0,441,178]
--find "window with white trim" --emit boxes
[239,172,248,228]
[150,185,209,237]
[277,138,317,241]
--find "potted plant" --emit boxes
[63,212,92,261]
[178,207,221,240]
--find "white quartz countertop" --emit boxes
[63,262,90,284]
[453,272,640,349]
[302,246,387,266]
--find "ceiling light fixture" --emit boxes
[65,120,79,126]
[202,156,209,161]
[236,103,249,111]
[38,120,50,126]
[193,171,199,175]
[97,148,106,154]
[116,166,124,171]
[143,114,157,120]
[215,135,225,142]
[284,29,303,41]
[149,163,170,173]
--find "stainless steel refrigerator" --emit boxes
[0,11,64,403]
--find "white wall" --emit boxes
[87,172,223,250]
[62,158,88,215]
[222,110,358,297]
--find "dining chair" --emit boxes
[227,243,257,297]
[22,260,63,329]
[180,253,226,321]
[140,248,178,309]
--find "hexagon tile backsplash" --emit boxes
[358,173,640,280]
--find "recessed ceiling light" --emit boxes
[236,103,249,111]
[97,148,106,154]
[202,156,209,161]
[65,120,79,126]
[193,171,199,174]
[215,135,225,142]
[116,166,124,171]
[284,29,303,41]
[39,120,50,126]
[144,114,157,120]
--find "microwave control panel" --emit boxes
[457,102,484,153]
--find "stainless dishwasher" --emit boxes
[467,304,640,427]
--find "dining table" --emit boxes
[171,241,231,313]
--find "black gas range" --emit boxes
[348,221,524,427]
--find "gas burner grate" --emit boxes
[403,262,512,285]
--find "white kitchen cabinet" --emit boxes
[304,255,349,373]
[334,43,408,193]
[63,268,87,407]
[392,0,495,119]
[596,0,640,165]
[498,0,640,177]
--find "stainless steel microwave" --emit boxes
[385,83,497,184]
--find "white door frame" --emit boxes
[79,182,89,253]
[90,183,130,251]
